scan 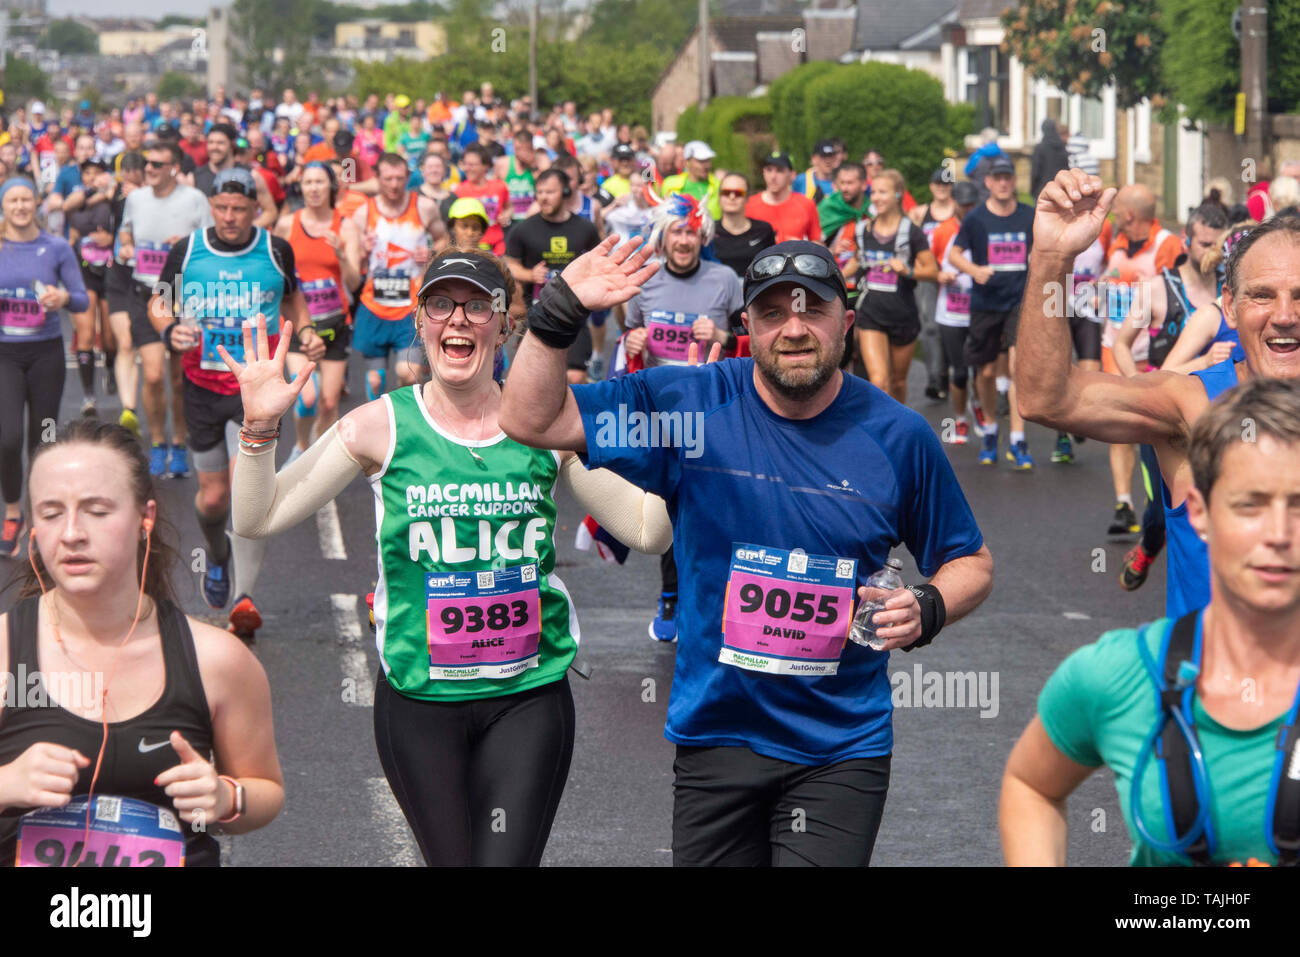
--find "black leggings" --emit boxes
[1138,443,1167,557]
[0,338,66,504]
[373,672,575,866]
[937,324,970,391]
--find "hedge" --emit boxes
[801,62,969,203]
[769,60,836,165]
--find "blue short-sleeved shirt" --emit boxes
[574,359,985,764]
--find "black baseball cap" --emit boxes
[762,151,794,171]
[987,156,1015,176]
[743,240,848,308]
[930,168,949,184]
[333,129,355,153]
[953,181,979,205]
[612,143,635,161]
[814,139,836,157]
[417,252,513,309]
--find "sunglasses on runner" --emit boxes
[144,159,171,168]
[747,253,842,285]
[422,294,497,323]
[720,189,746,199]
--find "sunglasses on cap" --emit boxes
[746,252,844,286]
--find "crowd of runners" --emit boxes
[0,81,1297,870]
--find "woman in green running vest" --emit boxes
[221,248,672,866]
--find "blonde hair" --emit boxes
[1269,175,1300,212]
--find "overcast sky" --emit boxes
[48,0,217,17]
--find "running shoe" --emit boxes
[203,534,233,610]
[80,397,97,418]
[167,444,190,479]
[0,515,24,559]
[587,355,606,382]
[979,433,997,466]
[105,365,117,396]
[228,594,263,644]
[149,443,168,477]
[119,408,141,438]
[1051,434,1073,464]
[969,394,990,436]
[1006,440,1034,470]
[649,592,678,643]
[996,390,1010,419]
[944,419,970,446]
[1120,544,1156,591]
[1107,502,1140,536]
[365,591,376,633]
[924,384,947,402]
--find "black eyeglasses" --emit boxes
[422,294,497,323]
[144,160,171,169]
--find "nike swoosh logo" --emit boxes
[749,238,760,245]
[138,738,170,753]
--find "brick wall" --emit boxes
[653,28,720,134]
[714,52,759,98]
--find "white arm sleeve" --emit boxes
[231,423,365,540]
[557,454,673,555]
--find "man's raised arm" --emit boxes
[1015,169,1191,446]
[500,235,659,453]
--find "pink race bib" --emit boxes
[945,290,970,316]
[135,242,170,280]
[0,289,46,337]
[302,277,344,320]
[863,250,898,293]
[16,796,185,867]
[645,310,698,364]
[988,233,1027,271]
[426,564,542,680]
[720,544,857,676]
[79,239,113,267]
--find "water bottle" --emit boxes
[849,558,905,650]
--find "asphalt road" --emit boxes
[1,336,1166,866]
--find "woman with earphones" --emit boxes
[0,419,284,866]
[224,246,672,866]
[851,168,938,404]
[1001,378,1300,867]
[275,161,362,464]
[0,177,89,560]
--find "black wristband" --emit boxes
[526,274,590,350]
[902,583,947,651]
[162,320,180,351]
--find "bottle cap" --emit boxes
[885,558,903,570]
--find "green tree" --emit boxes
[158,71,205,102]
[229,0,321,94]
[769,61,836,165]
[2,58,52,103]
[43,18,98,54]
[1159,0,1300,123]
[157,15,203,29]
[1001,0,1166,110]
[804,62,966,203]
[582,0,701,53]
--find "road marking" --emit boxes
[1062,611,1092,620]
[366,777,420,866]
[316,500,347,560]
[331,593,373,707]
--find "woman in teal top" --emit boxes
[1001,377,1300,866]
[222,248,672,865]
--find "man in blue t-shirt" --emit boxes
[950,155,1036,468]
[500,236,994,866]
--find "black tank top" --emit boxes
[0,597,219,867]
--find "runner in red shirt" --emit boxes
[744,152,822,243]
[454,143,511,254]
